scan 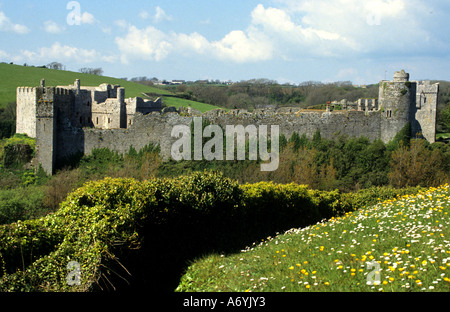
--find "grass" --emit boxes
[436,133,450,140]
[163,97,223,113]
[0,63,220,112]
[176,184,450,292]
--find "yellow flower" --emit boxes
[324,282,330,286]
[289,266,294,270]
[305,285,310,289]
[383,281,388,285]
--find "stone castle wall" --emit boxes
[75,108,381,163]
[16,87,38,138]
[15,71,439,175]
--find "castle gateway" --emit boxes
[16,70,438,175]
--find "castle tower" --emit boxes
[413,80,439,143]
[379,70,413,143]
[35,86,56,175]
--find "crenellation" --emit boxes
[16,70,438,175]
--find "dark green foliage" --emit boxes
[0,171,431,292]
[78,148,123,173]
[0,102,16,140]
[0,187,46,225]
[387,122,411,151]
[439,105,450,132]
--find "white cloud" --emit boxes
[115,26,172,63]
[139,10,150,20]
[19,42,116,64]
[153,6,172,23]
[114,19,128,29]
[211,29,274,62]
[80,12,97,24]
[0,49,9,59]
[115,23,273,64]
[0,11,29,34]
[43,20,65,34]
[114,1,449,64]
[276,0,447,56]
[139,7,172,23]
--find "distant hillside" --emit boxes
[0,63,221,112]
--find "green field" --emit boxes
[437,133,450,140]
[0,63,220,112]
[176,184,450,292]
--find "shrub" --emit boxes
[0,171,432,292]
[0,186,46,225]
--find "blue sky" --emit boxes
[0,0,449,84]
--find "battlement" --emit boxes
[15,71,438,175]
[54,87,73,96]
[17,87,37,94]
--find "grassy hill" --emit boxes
[0,63,221,112]
[176,184,450,292]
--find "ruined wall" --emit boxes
[413,81,438,143]
[35,87,56,175]
[17,72,439,175]
[68,109,382,162]
[16,87,38,138]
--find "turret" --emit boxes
[379,70,413,143]
[393,70,409,82]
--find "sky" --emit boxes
[0,0,449,85]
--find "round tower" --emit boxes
[379,70,413,143]
[393,70,409,82]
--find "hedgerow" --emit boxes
[0,171,428,292]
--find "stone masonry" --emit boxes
[16,70,439,175]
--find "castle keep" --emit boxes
[16,70,438,175]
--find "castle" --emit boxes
[16,70,439,175]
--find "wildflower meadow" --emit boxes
[177,184,450,292]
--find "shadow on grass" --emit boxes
[95,209,325,293]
